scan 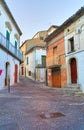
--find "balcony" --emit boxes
[0,32,23,61]
[35,64,46,68]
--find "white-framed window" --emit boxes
[67,37,75,53]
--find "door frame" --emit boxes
[70,58,77,83]
[5,62,10,86]
[14,64,18,83]
[52,68,61,88]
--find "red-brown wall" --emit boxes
[46,31,67,87]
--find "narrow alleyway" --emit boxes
[0,77,84,130]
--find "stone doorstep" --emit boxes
[51,85,82,94]
[74,92,84,96]
[62,84,82,92]
[0,122,22,130]
[61,88,82,94]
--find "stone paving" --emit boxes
[0,77,84,130]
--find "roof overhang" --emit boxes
[45,6,84,42]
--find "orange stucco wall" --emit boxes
[46,31,67,88]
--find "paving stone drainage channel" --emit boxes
[39,112,65,119]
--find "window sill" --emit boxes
[67,50,75,54]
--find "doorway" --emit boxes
[52,68,61,88]
[70,58,77,83]
[14,64,18,83]
[5,62,10,86]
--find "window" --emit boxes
[26,57,29,65]
[40,36,43,40]
[42,56,46,67]
[6,30,10,49]
[53,46,57,64]
[29,71,31,76]
[68,37,74,53]
[6,30,10,41]
[15,41,18,49]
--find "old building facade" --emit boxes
[46,31,67,88]
[64,7,84,91]
[20,26,57,82]
[20,31,47,82]
[26,42,46,82]
[46,7,84,92]
[0,0,22,89]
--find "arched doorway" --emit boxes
[14,64,18,83]
[5,62,10,86]
[70,58,77,83]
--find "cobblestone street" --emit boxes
[0,77,84,130]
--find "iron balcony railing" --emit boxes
[0,32,23,61]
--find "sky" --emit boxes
[5,0,84,45]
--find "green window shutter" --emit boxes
[6,30,10,41]
[6,30,10,49]
[15,41,17,49]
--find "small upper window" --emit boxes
[29,71,31,76]
[68,37,75,53]
[42,55,46,67]
[40,37,43,40]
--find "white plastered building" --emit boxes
[64,7,84,92]
[0,0,22,89]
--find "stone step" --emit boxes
[54,84,82,94]
[74,92,84,96]
[67,84,80,88]
[63,87,82,91]
[65,84,81,91]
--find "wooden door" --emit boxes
[14,64,18,83]
[70,58,77,83]
[52,69,61,88]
